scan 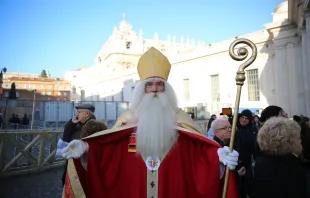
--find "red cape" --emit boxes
[64,126,238,198]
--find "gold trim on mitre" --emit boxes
[137,47,171,80]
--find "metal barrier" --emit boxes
[194,120,208,135]
[0,120,208,178]
[0,130,65,178]
[0,99,129,130]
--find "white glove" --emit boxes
[56,139,69,158]
[217,146,239,170]
[61,140,88,159]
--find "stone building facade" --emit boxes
[65,1,310,117]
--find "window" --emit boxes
[81,90,85,101]
[126,41,131,49]
[183,79,190,102]
[72,87,76,94]
[46,92,52,95]
[111,90,115,101]
[246,69,260,101]
[126,63,131,69]
[57,92,61,96]
[211,75,220,102]
[40,85,44,89]
[41,92,45,95]
[64,92,67,96]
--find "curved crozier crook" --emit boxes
[229,38,258,85]
[222,38,258,198]
[229,38,258,72]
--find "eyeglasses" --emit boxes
[217,126,232,131]
[145,82,165,88]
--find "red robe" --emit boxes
[64,125,238,198]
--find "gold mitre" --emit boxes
[137,47,171,81]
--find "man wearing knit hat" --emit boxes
[235,109,258,198]
[60,47,239,198]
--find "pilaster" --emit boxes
[273,40,291,114]
[267,15,306,116]
[303,10,310,116]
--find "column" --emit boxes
[273,41,291,115]
[301,28,310,116]
[304,11,310,116]
[286,41,305,116]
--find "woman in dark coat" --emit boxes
[252,117,308,198]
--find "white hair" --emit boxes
[211,117,228,132]
[129,77,178,159]
[129,80,146,111]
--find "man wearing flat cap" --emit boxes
[61,47,239,198]
[57,103,96,186]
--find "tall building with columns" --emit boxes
[65,14,202,103]
[65,1,310,117]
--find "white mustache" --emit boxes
[151,92,158,97]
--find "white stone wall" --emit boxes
[65,1,310,117]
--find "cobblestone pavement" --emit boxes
[0,168,64,198]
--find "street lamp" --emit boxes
[0,67,7,80]
[0,67,7,97]
[30,89,37,130]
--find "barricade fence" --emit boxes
[0,99,232,177]
[0,99,231,129]
[0,99,130,130]
[0,130,65,178]
[0,119,208,177]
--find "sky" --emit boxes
[0,0,285,78]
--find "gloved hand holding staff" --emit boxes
[222,38,257,198]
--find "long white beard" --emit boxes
[132,92,177,159]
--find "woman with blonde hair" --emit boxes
[252,117,308,198]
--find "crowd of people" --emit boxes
[207,106,310,198]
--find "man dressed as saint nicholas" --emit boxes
[61,47,239,198]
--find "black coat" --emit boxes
[235,124,257,197]
[61,115,96,186]
[252,154,308,198]
[235,124,257,168]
